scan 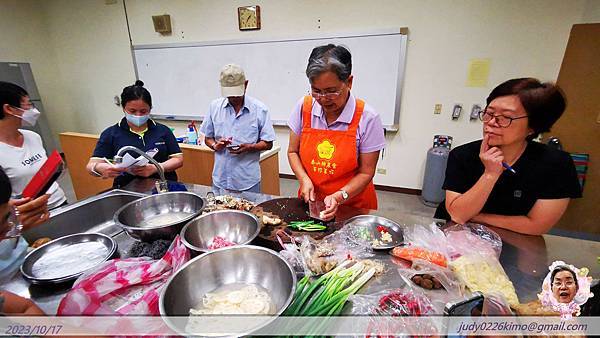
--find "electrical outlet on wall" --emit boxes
[470,104,482,121]
[434,104,442,114]
[451,104,462,120]
[377,168,387,175]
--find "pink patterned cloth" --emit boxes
[57,236,189,317]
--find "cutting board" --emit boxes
[251,197,346,244]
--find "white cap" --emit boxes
[219,64,246,97]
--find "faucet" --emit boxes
[114,146,169,193]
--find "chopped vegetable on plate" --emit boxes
[289,221,326,232]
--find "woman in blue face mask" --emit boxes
[86,80,184,188]
[0,81,67,211]
[0,168,49,315]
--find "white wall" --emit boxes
[37,0,137,135]
[123,0,594,188]
[0,0,62,147]
[1,0,136,138]
[583,0,600,22]
[2,0,598,189]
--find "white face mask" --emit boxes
[9,106,41,127]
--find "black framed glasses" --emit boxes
[479,109,528,128]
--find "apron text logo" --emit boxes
[317,140,335,159]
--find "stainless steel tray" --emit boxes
[20,233,117,285]
[343,215,404,250]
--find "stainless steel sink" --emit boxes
[2,189,146,315]
[23,189,146,242]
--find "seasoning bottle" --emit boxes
[187,121,198,145]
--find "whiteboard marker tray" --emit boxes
[21,233,117,285]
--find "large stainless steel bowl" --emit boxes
[160,245,296,337]
[180,210,260,255]
[114,192,205,242]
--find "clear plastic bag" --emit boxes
[397,258,465,310]
[391,246,448,268]
[388,223,451,268]
[326,225,374,258]
[299,235,339,275]
[351,287,435,316]
[299,227,374,276]
[449,252,519,307]
[350,287,440,336]
[403,222,450,254]
[275,230,306,276]
[444,222,503,259]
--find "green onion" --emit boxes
[288,220,326,232]
[284,260,376,318]
[308,267,375,316]
[285,261,352,316]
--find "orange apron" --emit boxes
[299,96,378,210]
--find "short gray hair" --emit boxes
[306,44,352,82]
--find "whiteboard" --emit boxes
[134,29,407,129]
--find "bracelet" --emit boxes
[91,162,102,177]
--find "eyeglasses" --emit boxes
[553,280,576,288]
[310,88,343,100]
[479,109,528,128]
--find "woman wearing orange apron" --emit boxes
[287,44,386,220]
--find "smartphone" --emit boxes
[226,144,241,151]
[444,292,484,316]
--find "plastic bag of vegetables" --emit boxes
[449,253,519,307]
[276,230,306,275]
[391,245,448,267]
[394,223,452,268]
[402,223,451,256]
[397,258,465,312]
[300,228,374,275]
[349,286,440,336]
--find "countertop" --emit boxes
[178,143,280,161]
[2,178,599,315]
[124,179,600,303]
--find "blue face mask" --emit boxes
[125,112,149,127]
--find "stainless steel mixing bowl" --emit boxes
[114,192,205,241]
[159,245,296,337]
[180,210,260,255]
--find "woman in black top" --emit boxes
[86,81,183,188]
[435,78,581,235]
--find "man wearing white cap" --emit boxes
[201,64,275,194]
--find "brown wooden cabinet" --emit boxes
[59,132,280,200]
[546,24,600,235]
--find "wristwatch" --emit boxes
[338,189,349,202]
